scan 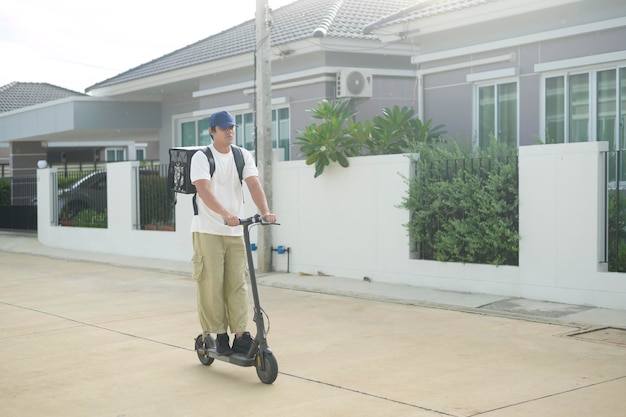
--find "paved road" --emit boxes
[1,249,625,417]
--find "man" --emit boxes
[190,110,276,355]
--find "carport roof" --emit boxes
[0,96,161,143]
[0,82,85,113]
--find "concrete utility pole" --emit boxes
[255,0,273,272]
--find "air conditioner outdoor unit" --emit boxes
[336,69,373,98]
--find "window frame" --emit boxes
[105,147,126,162]
[539,62,626,148]
[173,106,291,160]
[473,77,519,149]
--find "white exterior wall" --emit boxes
[37,162,193,261]
[36,144,626,309]
[518,141,626,308]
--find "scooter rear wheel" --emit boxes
[255,351,278,384]
[195,334,214,366]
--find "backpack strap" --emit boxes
[231,145,244,184]
[192,145,245,216]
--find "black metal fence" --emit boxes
[604,150,626,272]
[53,169,108,227]
[136,164,175,231]
[1,162,175,230]
[414,155,519,265]
[0,176,37,230]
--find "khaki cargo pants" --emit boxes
[192,232,249,337]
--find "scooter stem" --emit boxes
[241,219,268,348]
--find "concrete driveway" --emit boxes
[1,249,625,417]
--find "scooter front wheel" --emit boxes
[195,334,214,366]
[255,351,278,384]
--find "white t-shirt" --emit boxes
[189,145,258,236]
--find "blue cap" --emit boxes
[209,111,236,128]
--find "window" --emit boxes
[545,77,565,143]
[177,107,291,160]
[135,148,146,161]
[235,113,255,151]
[180,117,212,147]
[569,73,589,143]
[544,66,626,147]
[477,81,518,149]
[273,108,290,161]
[106,148,126,161]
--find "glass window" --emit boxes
[478,86,495,149]
[234,114,255,151]
[273,108,291,160]
[544,67,626,182]
[106,148,125,161]
[235,114,243,147]
[545,68,626,147]
[181,121,196,147]
[244,113,255,151]
[498,82,517,147]
[478,82,517,149]
[179,107,291,160]
[198,118,212,146]
[545,76,565,143]
[597,70,616,148]
[569,73,590,142]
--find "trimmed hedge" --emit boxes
[402,140,519,266]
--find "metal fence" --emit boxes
[0,176,37,206]
[414,155,519,265]
[1,162,174,230]
[604,150,626,272]
[135,164,175,231]
[0,176,38,230]
[52,169,108,227]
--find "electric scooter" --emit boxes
[194,214,279,384]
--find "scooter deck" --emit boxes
[197,347,255,367]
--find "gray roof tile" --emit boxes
[0,82,85,113]
[365,0,497,32]
[86,0,418,91]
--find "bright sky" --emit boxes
[0,0,294,93]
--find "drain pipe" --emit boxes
[418,73,424,122]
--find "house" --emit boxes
[0,82,85,175]
[364,0,626,153]
[6,0,624,168]
[0,82,161,177]
[8,0,626,309]
[83,0,423,164]
[2,0,625,170]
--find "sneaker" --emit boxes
[232,331,253,355]
[216,333,233,356]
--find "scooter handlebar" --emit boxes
[238,214,279,226]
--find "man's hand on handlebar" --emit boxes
[224,213,278,226]
[261,212,277,224]
[222,213,240,227]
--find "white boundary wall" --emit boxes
[36,142,626,309]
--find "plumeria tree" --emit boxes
[296,99,446,177]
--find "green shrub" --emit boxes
[402,139,519,266]
[295,99,364,177]
[296,100,446,177]
[139,174,173,225]
[607,190,626,272]
[367,106,446,155]
[74,209,107,228]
